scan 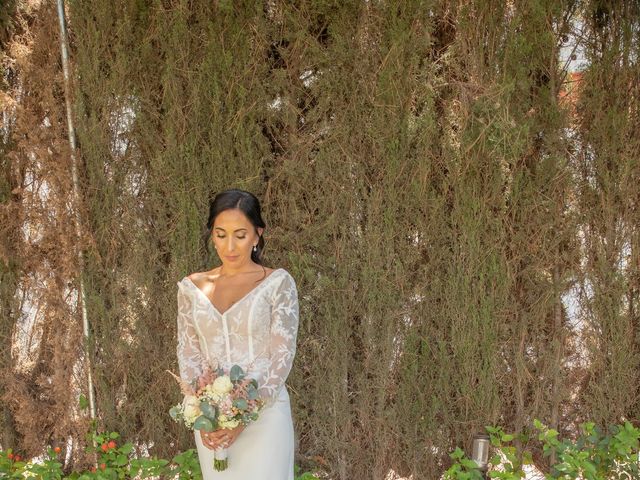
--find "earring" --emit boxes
[253,245,257,252]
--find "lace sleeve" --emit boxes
[255,272,299,407]
[176,281,205,384]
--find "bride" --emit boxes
[175,189,299,479]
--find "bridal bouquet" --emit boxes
[168,364,265,471]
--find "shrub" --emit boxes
[1,430,320,479]
[444,420,640,480]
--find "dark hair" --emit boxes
[203,189,266,265]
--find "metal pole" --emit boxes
[55,0,97,423]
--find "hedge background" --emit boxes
[1,1,638,478]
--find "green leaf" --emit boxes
[461,458,480,470]
[246,385,258,400]
[193,416,214,431]
[233,398,248,410]
[200,401,217,420]
[120,443,134,454]
[582,422,596,435]
[450,447,464,460]
[624,421,638,435]
[230,365,245,382]
[79,394,89,410]
[583,462,596,476]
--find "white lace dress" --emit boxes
[175,268,299,479]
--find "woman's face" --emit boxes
[212,209,263,268]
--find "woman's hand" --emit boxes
[200,425,245,450]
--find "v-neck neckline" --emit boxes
[183,268,284,317]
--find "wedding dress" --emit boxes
[176,268,299,479]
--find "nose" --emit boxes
[226,237,236,253]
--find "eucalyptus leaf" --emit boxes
[169,406,181,420]
[230,364,245,382]
[200,401,217,420]
[193,416,214,432]
[247,386,258,400]
[233,398,248,410]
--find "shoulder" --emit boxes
[262,266,280,277]
[270,268,298,298]
[176,269,211,295]
[181,268,222,289]
[192,267,221,280]
[273,267,296,283]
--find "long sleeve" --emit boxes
[254,272,299,407]
[176,281,205,385]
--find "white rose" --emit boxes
[212,375,233,395]
[182,395,202,424]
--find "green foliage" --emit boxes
[0,446,63,479]
[445,420,640,480]
[444,448,486,480]
[294,464,321,480]
[484,426,528,480]
[536,420,640,479]
[79,431,196,479]
[0,430,320,479]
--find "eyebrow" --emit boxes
[214,227,247,232]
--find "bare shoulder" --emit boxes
[186,267,222,288]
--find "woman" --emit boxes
[175,189,299,479]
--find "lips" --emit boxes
[227,256,239,260]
